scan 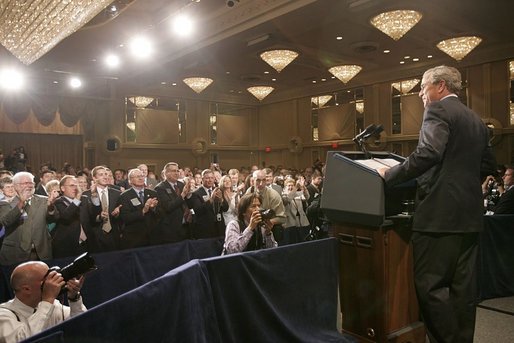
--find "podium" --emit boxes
[321,151,425,342]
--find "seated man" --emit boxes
[0,261,86,342]
[492,165,514,214]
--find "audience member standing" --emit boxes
[0,172,57,265]
[137,164,158,189]
[118,168,159,249]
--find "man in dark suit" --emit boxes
[0,172,57,265]
[52,175,89,258]
[186,169,227,239]
[118,168,159,249]
[82,166,122,252]
[154,162,192,244]
[138,164,158,189]
[34,170,56,196]
[493,166,514,214]
[378,66,496,343]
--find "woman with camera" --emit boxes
[222,193,277,255]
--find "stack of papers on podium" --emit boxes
[355,158,401,171]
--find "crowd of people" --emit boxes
[0,159,327,266]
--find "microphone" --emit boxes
[353,124,377,142]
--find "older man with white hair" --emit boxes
[0,172,58,265]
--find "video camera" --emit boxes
[44,252,97,290]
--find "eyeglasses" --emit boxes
[503,173,513,177]
[254,178,266,183]
[15,181,35,186]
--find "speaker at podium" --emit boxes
[321,150,416,227]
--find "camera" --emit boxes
[259,208,275,220]
[46,252,97,283]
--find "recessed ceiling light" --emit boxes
[427,55,433,58]
[383,49,390,53]
[229,90,234,93]
[161,81,166,85]
[321,78,326,82]
[172,15,194,37]
[400,61,405,64]
[404,56,410,59]
[69,77,82,88]
[336,36,343,40]
[172,83,177,86]
[271,78,276,81]
[264,71,270,74]
[312,80,317,84]
[226,71,230,74]
[412,58,419,62]
[53,80,59,84]
[105,54,120,68]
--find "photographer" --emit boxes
[0,261,86,343]
[222,193,277,255]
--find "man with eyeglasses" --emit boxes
[0,172,58,266]
[492,166,514,214]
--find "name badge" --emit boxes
[131,198,142,206]
[202,195,209,202]
[166,188,172,194]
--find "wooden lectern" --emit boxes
[321,151,425,343]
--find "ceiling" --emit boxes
[1,0,514,105]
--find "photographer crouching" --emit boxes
[0,261,87,342]
[222,193,278,255]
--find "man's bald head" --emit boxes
[11,261,48,293]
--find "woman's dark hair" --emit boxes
[237,193,262,222]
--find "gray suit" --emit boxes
[0,195,54,265]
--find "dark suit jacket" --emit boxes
[493,188,514,214]
[385,96,496,233]
[118,187,158,249]
[154,180,188,244]
[0,195,55,265]
[52,196,89,258]
[186,187,227,239]
[34,183,48,196]
[82,188,122,252]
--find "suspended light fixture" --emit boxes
[0,0,112,65]
[328,65,362,84]
[126,121,136,131]
[247,86,274,101]
[311,95,333,108]
[510,61,514,79]
[260,49,299,73]
[128,96,155,108]
[436,36,482,61]
[392,79,420,94]
[183,77,214,93]
[370,10,422,41]
[355,102,364,114]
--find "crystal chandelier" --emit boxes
[370,10,422,41]
[392,79,420,94]
[355,102,364,114]
[0,0,112,65]
[247,86,274,101]
[436,36,482,61]
[260,49,299,73]
[311,95,333,108]
[183,77,214,93]
[128,96,154,108]
[510,61,514,79]
[328,65,362,84]
[126,122,136,131]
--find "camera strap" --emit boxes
[0,306,20,322]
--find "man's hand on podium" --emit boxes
[377,167,389,179]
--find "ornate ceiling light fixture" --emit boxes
[311,95,333,108]
[510,61,514,79]
[247,86,274,101]
[355,102,364,114]
[128,96,155,108]
[183,77,214,93]
[260,49,299,73]
[0,0,112,65]
[370,10,422,41]
[392,79,420,94]
[328,65,362,84]
[436,36,482,61]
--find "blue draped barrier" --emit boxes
[22,238,350,343]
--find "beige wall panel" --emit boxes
[490,60,510,127]
[217,114,250,146]
[402,94,424,135]
[258,101,295,146]
[135,109,179,144]
[318,103,355,140]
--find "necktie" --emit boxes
[101,190,112,233]
[139,191,145,205]
[208,189,212,198]
[174,184,180,196]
